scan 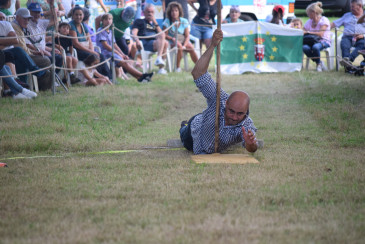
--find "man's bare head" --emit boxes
[224,91,250,125]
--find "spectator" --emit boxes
[303,1,331,72]
[82,7,95,43]
[331,0,365,64]
[188,0,218,49]
[77,54,112,86]
[290,18,303,29]
[131,3,169,74]
[0,0,12,16]
[222,5,243,24]
[0,13,50,87]
[162,1,198,72]
[266,5,285,25]
[162,0,189,21]
[69,5,111,79]
[26,3,63,73]
[1,64,37,99]
[27,0,65,30]
[96,13,154,82]
[55,22,80,84]
[12,8,52,90]
[95,6,135,58]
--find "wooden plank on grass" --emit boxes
[191,153,259,164]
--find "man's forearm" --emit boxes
[191,41,216,80]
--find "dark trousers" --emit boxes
[179,115,199,151]
[75,48,112,79]
[116,37,129,56]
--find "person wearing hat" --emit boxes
[26,0,65,29]
[265,5,285,26]
[95,6,135,56]
[11,7,53,90]
[26,2,63,74]
[222,5,243,24]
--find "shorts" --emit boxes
[190,20,213,40]
[141,39,155,52]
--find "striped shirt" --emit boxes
[190,72,257,154]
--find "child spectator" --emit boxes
[290,18,303,29]
[55,22,80,84]
[222,5,243,24]
[266,5,285,26]
[77,54,112,86]
[0,0,12,16]
[96,13,154,82]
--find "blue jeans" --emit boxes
[190,20,213,40]
[0,65,23,95]
[340,35,365,62]
[4,47,45,83]
[303,42,330,64]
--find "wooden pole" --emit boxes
[214,0,222,153]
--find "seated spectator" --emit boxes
[331,0,365,64]
[290,18,303,29]
[27,0,65,31]
[95,6,135,57]
[303,2,331,72]
[131,3,169,74]
[189,0,218,49]
[266,5,285,25]
[0,0,11,16]
[222,5,243,24]
[96,13,154,82]
[55,22,80,84]
[1,64,37,99]
[77,54,112,86]
[68,5,111,79]
[162,0,189,21]
[26,3,63,74]
[11,8,52,90]
[162,1,198,72]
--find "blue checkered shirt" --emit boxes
[190,72,257,154]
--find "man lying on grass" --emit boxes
[179,29,258,154]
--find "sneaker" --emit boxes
[176,67,182,72]
[138,72,154,83]
[316,63,322,72]
[70,74,81,84]
[13,93,30,99]
[320,61,327,71]
[154,56,165,67]
[21,88,37,98]
[180,120,188,128]
[157,68,167,75]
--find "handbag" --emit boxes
[303,33,321,46]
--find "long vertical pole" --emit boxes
[214,0,222,153]
[52,31,56,95]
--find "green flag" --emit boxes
[216,21,303,74]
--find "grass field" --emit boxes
[1,62,364,243]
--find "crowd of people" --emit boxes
[1,0,365,99]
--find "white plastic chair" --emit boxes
[305,34,335,70]
[138,42,172,73]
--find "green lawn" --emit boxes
[1,65,364,243]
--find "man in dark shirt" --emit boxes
[131,3,169,74]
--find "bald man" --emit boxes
[179,29,257,154]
